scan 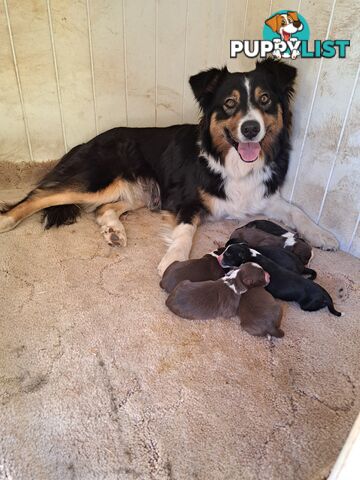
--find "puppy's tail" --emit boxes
[326,292,342,317]
[328,302,342,317]
[303,267,317,280]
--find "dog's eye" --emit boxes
[259,93,270,105]
[281,19,286,25]
[224,98,237,110]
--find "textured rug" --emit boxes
[0,163,359,480]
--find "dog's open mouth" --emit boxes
[282,31,291,42]
[224,128,261,163]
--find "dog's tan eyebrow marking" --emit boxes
[228,90,240,102]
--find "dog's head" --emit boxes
[189,58,296,165]
[265,11,303,41]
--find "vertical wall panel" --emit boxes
[156,0,187,127]
[223,0,248,73]
[124,0,156,127]
[318,79,360,250]
[182,0,227,123]
[50,0,96,149]
[288,0,359,221]
[0,2,29,163]
[281,0,334,201]
[89,0,127,133]
[6,0,64,161]
[349,223,360,258]
[240,0,271,72]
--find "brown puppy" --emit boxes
[160,248,225,293]
[230,225,312,265]
[165,263,269,320]
[239,288,284,338]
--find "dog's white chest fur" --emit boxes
[204,149,272,220]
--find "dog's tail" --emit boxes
[42,204,81,229]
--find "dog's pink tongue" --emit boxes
[237,142,261,162]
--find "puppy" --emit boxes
[239,288,284,338]
[232,221,313,265]
[219,243,342,316]
[243,243,316,279]
[165,263,269,320]
[265,11,303,59]
[160,248,225,293]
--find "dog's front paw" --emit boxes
[0,213,16,233]
[158,248,188,277]
[101,225,127,247]
[291,49,300,59]
[273,50,281,59]
[306,227,339,251]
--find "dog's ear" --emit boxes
[265,14,281,33]
[189,67,228,110]
[288,11,299,22]
[256,58,297,98]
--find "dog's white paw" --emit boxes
[157,248,188,277]
[304,227,339,251]
[291,49,300,59]
[273,50,281,59]
[101,225,127,247]
[0,214,16,233]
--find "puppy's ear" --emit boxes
[189,67,228,110]
[265,14,281,33]
[225,238,242,248]
[256,58,297,99]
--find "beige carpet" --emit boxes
[0,163,359,480]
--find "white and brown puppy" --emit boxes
[165,263,269,320]
[239,287,284,338]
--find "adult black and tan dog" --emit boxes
[0,59,338,275]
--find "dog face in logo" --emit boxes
[265,11,303,42]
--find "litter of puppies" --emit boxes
[161,220,342,338]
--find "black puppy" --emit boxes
[225,238,316,278]
[219,243,341,316]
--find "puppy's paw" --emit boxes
[291,49,300,59]
[0,213,16,233]
[101,225,127,247]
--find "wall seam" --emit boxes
[122,0,129,126]
[154,0,158,127]
[3,0,33,161]
[46,0,67,153]
[86,0,98,135]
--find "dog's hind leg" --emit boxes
[263,193,339,251]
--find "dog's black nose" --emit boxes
[241,120,260,140]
